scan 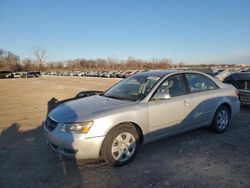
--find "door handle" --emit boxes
[184,100,191,106]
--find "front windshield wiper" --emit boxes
[102,94,136,102]
[103,94,125,100]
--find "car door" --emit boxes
[147,74,194,139]
[184,73,219,126]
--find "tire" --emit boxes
[209,105,231,133]
[101,124,140,167]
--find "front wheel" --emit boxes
[209,105,231,133]
[101,124,140,167]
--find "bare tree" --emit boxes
[0,49,20,71]
[31,47,48,65]
[22,58,34,71]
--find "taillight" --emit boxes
[234,89,239,97]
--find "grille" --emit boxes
[46,117,57,131]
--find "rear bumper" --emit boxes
[43,122,105,160]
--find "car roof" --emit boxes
[136,69,213,78]
[228,72,250,80]
[136,70,182,77]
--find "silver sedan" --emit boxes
[43,70,240,166]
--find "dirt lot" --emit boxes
[0,76,250,188]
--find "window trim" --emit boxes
[184,73,219,94]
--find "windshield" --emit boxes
[104,74,161,101]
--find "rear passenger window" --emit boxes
[186,73,218,93]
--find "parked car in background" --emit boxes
[223,72,250,105]
[123,70,138,78]
[27,71,41,78]
[0,71,14,78]
[241,67,250,72]
[13,72,22,78]
[78,72,86,77]
[215,69,234,81]
[48,90,104,114]
[44,70,240,166]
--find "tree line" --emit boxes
[0,48,177,72]
[0,48,240,72]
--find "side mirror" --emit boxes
[152,92,171,100]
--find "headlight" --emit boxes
[60,121,93,134]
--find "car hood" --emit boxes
[49,95,134,122]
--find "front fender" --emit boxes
[86,102,149,138]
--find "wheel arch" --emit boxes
[208,102,232,126]
[219,102,232,116]
[99,121,144,157]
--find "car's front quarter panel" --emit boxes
[86,102,149,139]
[44,99,149,160]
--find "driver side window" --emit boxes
[156,74,186,97]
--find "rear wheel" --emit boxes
[209,105,231,133]
[101,124,140,167]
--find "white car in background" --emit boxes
[215,69,235,81]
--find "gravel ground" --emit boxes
[0,76,250,188]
